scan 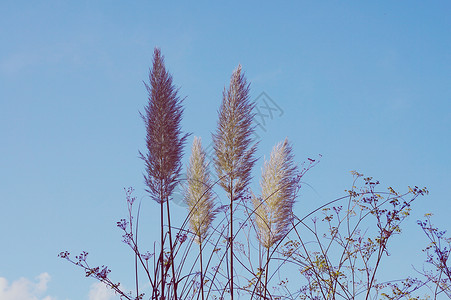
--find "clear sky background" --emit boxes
[0,1,450,299]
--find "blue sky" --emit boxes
[0,1,450,299]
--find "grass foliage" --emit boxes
[60,48,449,300]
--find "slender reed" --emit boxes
[253,138,299,299]
[184,137,216,300]
[140,48,188,300]
[213,65,257,299]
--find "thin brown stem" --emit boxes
[230,186,234,300]
[199,241,205,300]
[160,187,165,300]
[166,196,178,300]
[264,246,270,300]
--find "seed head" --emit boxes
[253,138,299,249]
[213,65,257,200]
[185,137,216,244]
[140,48,188,203]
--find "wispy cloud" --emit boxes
[88,282,116,300]
[0,273,55,300]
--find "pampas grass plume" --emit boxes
[185,137,216,244]
[253,138,299,249]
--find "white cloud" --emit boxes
[88,282,116,300]
[0,273,55,300]
[34,273,51,294]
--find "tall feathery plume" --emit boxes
[185,137,216,244]
[253,138,298,299]
[140,48,188,300]
[184,137,216,300]
[213,65,257,299]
